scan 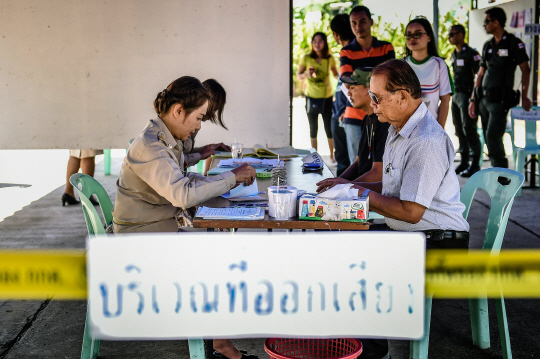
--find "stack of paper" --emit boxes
[207,159,284,176]
[213,145,299,159]
[221,180,266,201]
[218,159,284,168]
[196,206,265,220]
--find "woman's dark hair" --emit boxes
[404,17,440,58]
[372,59,422,100]
[203,78,227,130]
[153,76,210,118]
[330,14,354,42]
[485,7,506,28]
[309,32,330,59]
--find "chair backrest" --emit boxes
[460,168,524,254]
[69,173,114,236]
[510,106,540,149]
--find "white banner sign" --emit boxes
[511,108,540,121]
[87,232,425,340]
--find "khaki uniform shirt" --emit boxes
[182,135,202,167]
[112,117,236,233]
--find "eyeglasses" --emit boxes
[448,32,459,38]
[484,19,494,25]
[405,32,427,40]
[368,89,406,105]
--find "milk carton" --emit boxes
[298,194,317,219]
[340,197,369,221]
[298,194,368,222]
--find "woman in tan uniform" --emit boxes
[112,75,255,234]
[112,76,258,359]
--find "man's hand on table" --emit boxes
[199,143,232,159]
[316,177,351,193]
[231,163,256,186]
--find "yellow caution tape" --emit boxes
[427,250,540,298]
[0,250,87,299]
[1,249,540,299]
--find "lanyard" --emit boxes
[367,116,374,160]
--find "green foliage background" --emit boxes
[293,1,469,96]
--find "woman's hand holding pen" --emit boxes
[231,163,256,186]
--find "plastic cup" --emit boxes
[272,190,292,220]
[231,143,243,159]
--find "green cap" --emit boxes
[341,68,372,86]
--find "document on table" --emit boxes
[207,167,271,176]
[221,180,259,199]
[196,206,265,220]
[218,159,283,168]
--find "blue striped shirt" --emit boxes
[382,103,469,232]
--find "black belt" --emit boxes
[422,230,469,241]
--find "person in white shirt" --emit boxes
[404,17,453,128]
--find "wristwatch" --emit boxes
[360,189,371,198]
[468,98,476,103]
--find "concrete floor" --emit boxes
[1,99,540,358]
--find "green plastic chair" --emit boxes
[70,173,207,359]
[410,167,524,359]
[70,173,113,358]
[510,106,540,196]
[70,173,113,236]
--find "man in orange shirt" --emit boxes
[339,6,395,164]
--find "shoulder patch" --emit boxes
[518,43,525,49]
[474,54,481,61]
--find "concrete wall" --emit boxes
[0,0,290,149]
[469,0,536,100]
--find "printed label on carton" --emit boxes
[298,194,368,222]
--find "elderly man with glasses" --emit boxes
[351,59,470,247]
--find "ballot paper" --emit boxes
[195,206,265,220]
[221,179,259,199]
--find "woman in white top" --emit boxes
[404,17,453,127]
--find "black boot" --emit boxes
[460,164,481,178]
[455,162,469,174]
[461,152,481,177]
[455,151,469,174]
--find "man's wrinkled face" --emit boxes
[369,75,402,125]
